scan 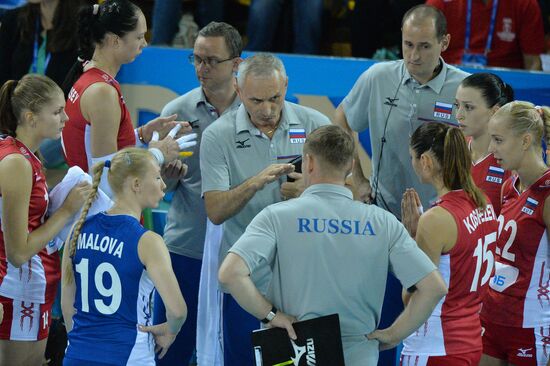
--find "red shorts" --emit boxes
[400,352,482,366]
[0,295,53,341]
[482,320,550,366]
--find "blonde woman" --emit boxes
[61,148,186,366]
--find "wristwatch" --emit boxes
[261,306,278,324]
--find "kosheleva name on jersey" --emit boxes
[462,204,497,235]
[77,233,124,259]
[298,218,376,236]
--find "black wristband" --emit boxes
[261,306,277,324]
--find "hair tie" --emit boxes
[104,160,111,168]
[535,105,545,118]
[93,4,99,15]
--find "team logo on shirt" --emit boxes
[497,18,516,42]
[486,166,504,184]
[516,348,533,358]
[433,102,453,120]
[521,197,538,216]
[235,138,251,149]
[289,129,306,144]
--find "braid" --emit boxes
[63,162,105,285]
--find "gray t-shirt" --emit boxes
[343,59,469,219]
[162,87,240,259]
[229,184,436,365]
[200,101,330,290]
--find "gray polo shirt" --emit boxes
[200,101,330,289]
[161,87,240,259]
[343,59,469,219]
[229,184,436,366]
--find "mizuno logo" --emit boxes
[236,138,251,149]
[517,348,533,357]
[384,97,398,107]
[290,340,306,365]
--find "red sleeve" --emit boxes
[518,0,545,55]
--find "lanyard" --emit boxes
[30,19,51,74]
[464,0,499,55]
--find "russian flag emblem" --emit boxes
[433,102,453,120]
[488,166,505,175]
[289,128,306,143]
[526,197,539,208]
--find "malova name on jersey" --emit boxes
[77,233,124,259]
[462,205,497,234]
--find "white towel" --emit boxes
[47,166,113,253]
[196,219,224,366]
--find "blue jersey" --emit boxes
[65,213,155,366]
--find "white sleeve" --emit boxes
[91,152,116,198]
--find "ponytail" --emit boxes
[63,161,105,285]
[0,75,61,137]
[537,106,550,147]
[411,122,486,208]
[0,81,20,137]
[442,128,486,208]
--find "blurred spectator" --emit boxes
[151,0,224,45]
[351,0,423,58]
[245,0,323,54]
[0,0,84,87]
[427,0,545,70]
[0,0,87,170]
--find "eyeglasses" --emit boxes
[188,54,234,67]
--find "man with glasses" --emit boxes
[153,21,242,366]
[200,53,330,366]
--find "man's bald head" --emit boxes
[402,5,447,41]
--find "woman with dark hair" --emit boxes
[0,74,90,366]
[400,122,498,366]
[455,72,515,216]
[62,0,193,197]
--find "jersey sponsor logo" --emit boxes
[497,18,516,42]
[77,233,124,259]
[289,129,306,144]
[462,205,497,234]
[297,218,376,236]
[433,102,453,120]
[516,348,533,358]
[235,138,251,149]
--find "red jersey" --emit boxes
[470,152,511,217]
[403,190,498,356]
[0,136,59,304]
[62,67,135,172]
[427,0,545,69]
[481,171,550,328]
